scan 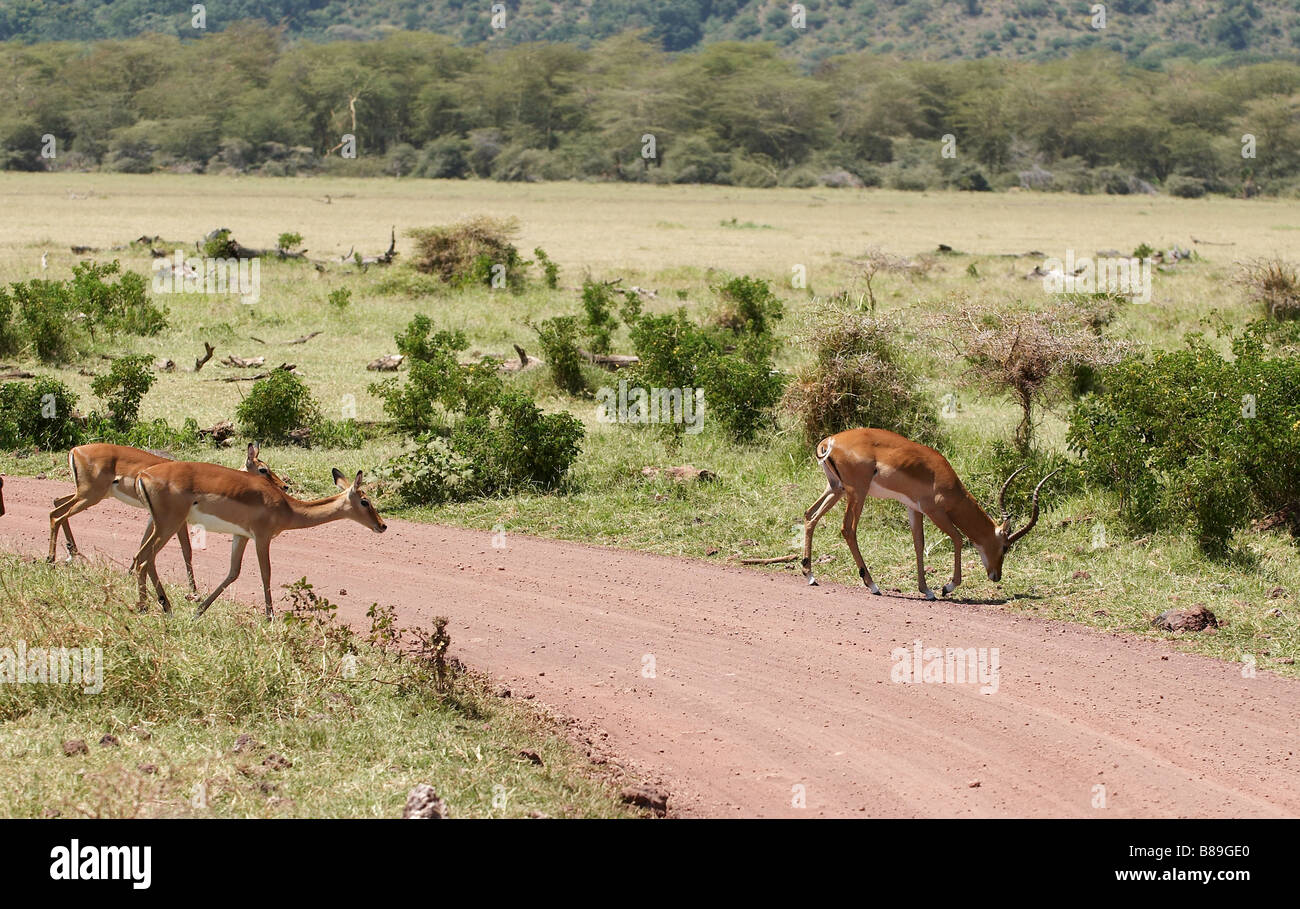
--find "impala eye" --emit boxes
[361,498,370,507]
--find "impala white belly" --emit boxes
[109,479,144,507]
[187,507,250,538]
[868,479,922,513]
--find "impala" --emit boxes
[130,463,386,617]
[48,443,287,594]
[802,428,1059,598]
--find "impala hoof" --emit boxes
[869,584,881,595]
[807,575,818,586]
[923,589,937,601]
[942,582,956,596]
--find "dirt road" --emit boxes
[2,477,1296,817]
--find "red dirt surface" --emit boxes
[2,477,1297,818]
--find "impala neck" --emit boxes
[946,487,1001,557]
[282,493,350,532]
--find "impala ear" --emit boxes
[332,467,346,489]
[354,470,364,490]
[247,442,259,462]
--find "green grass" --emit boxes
[0,556,639,818]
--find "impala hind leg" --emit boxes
[195,536,249,618]
[801,484,843,586]
[131,523,174,613]
[48,493,94,562]
[841,494,881,594]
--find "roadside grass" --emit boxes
[0,555,639,818]
[0,174,1295,683]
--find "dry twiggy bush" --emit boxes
[1237,258,1300,320]
[943,302,1129,453]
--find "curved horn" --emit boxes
[998,466,1027,520]
[1005,468,1063,546]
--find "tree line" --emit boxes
[3,25,1299,195]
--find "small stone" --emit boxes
[62,739,88,756]
[138,763,158,774]
[1152,605,1218,633]
[968,780,981,788]
[98,734,120,748]
[519,749,544,766]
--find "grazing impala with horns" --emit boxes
[131,462,386,617]
[48,443,287,594]
[802,428,1060,598]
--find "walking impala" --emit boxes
[130,463,386,617]
[48,443,287,594]
[802,428,1060,598]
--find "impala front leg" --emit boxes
[254,536,274,620]
[923,507,965,596]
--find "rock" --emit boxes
[968,780,981,788]
[403,784,447,819]
[154,358,175,373]
[1268,587,1286,599]
[1152,605,1218,632]
[98,734,120,747]
[62,739,88,756]
[518,749,544,766]
[620,785,669,813]
[232,733,260,753]
[1072,570,1091,580]
[138,763,158,774]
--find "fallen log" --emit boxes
[221,355,265,368]
[198,420,235,445]
[367,354,404,372]
[287,331,322,345]
[579,348,639,369]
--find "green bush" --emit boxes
[711,275,784,360]
[370,315,500,436]
[580,279,620,354]
[0,261,166,363]
[90,355,156,431]
[0,377,83,449]
[534,248,559,289]
[450,390,585,495]
[328,287,352,310]
[697,353,787,442]
[1068,327,1300,550]
[534,315,588,396]
[235,369,323,443]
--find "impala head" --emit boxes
[246,443,290,492]
[332,468,386,533]
[984,466,1063,582]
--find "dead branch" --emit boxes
[194,342,215,372]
